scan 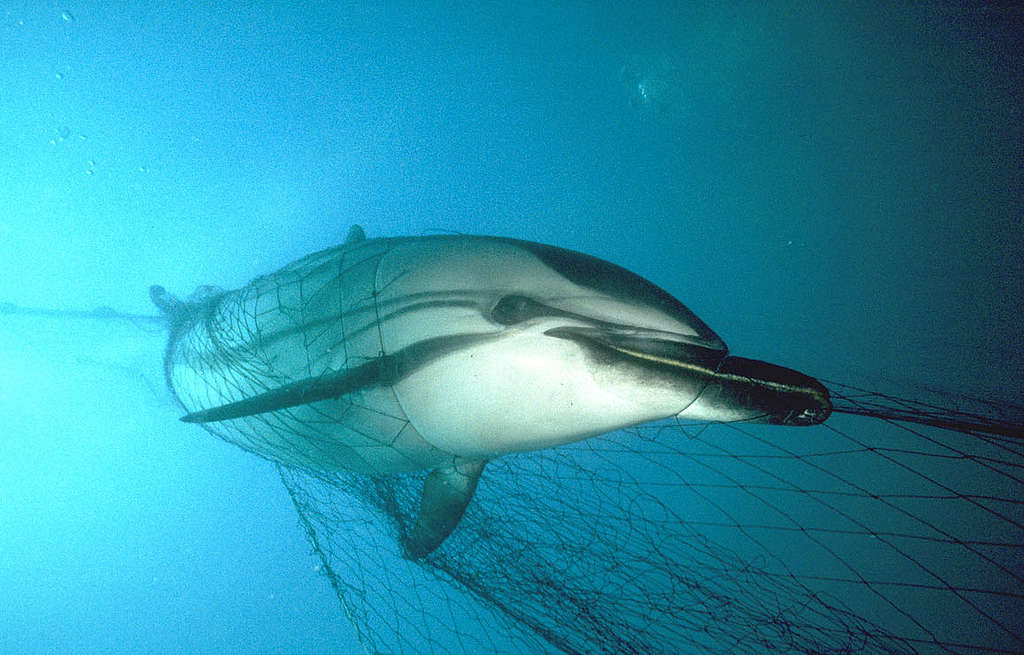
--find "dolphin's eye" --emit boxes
[491,295,547,325]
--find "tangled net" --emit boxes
[147,236,1022,654]
[278,395,1023,654]
[5,234,1020,653]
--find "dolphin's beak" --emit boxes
[545,326,831,427]
[703,356,832,426]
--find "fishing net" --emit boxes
[11,233,1017,654]
[143,237,1022,654]
[2,299,1021,652]
[278,392,1024,655]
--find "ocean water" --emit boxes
[0,3,1021,654]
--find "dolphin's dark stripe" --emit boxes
[180,332,493,423]
[506,238,723,349]
[237,295,481,357]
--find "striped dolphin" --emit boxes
[152,226,830,557]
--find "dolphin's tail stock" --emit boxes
[148,285,188,327]
[148,284,224,335]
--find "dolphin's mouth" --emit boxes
[491,294,728,370]
[544,325,727,371]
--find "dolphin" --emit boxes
[152,226,830,557]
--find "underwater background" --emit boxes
[1,3,1021,654]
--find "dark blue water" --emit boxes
[1,4,1020,654]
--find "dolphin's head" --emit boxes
[381,237,829,460]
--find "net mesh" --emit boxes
[157,238,1022,654]
[278,407,1023,654]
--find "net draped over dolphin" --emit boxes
[154,226,834,559]
[141,227,1021,654]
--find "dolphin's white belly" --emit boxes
[392,333,682,459]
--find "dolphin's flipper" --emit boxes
[345,224,366,244]
[405,458,486,559]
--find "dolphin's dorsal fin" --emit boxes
[404,458,486,559]
[345,224,366,244]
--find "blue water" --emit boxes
[1,3,1021,654]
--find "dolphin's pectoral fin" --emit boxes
[404,458,486,559]
[345,224,366,244]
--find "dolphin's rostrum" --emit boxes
[154,226,830,557]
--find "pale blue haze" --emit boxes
[0,3,1021,654]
